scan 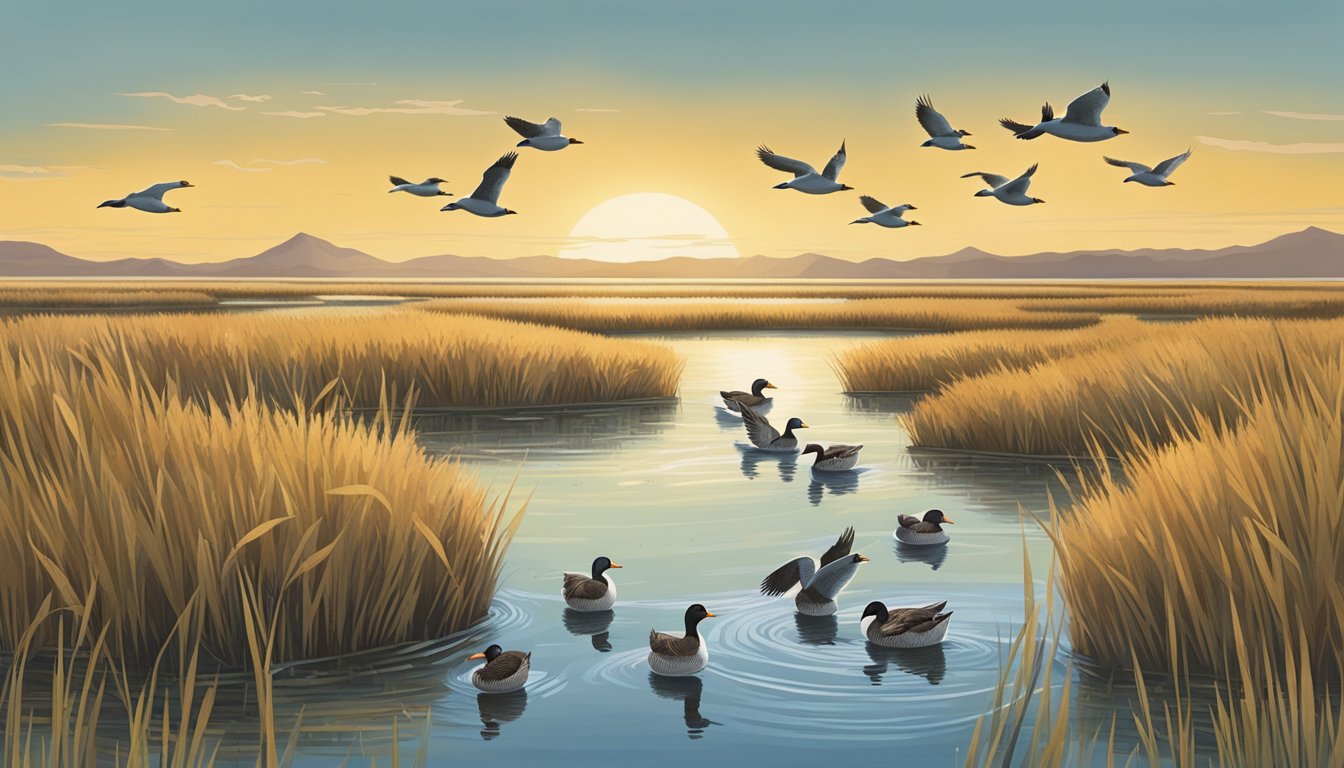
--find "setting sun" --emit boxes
[558,192,738,262]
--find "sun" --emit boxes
[559,193,739,262]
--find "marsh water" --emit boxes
[3,302,1149,764]
[272,328,1088,766]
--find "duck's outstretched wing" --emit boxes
[388,175,412,186]
[961,171,1010,189]
[916,95,957,138]
[740,404,781,448]
[819,526,855,566]
[859,196,888,214]
[1151,148,1192,178]
[134,181,183,200]
[1104,157,1149,174]
[999,164,1038,197]
[757,146,815,177]
[1062,82,1109,127]
[470,152,517,203]
[806,555,862,600]
[821,141,846,181]
[760,556,817,596]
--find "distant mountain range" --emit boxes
[1,227,1341,280]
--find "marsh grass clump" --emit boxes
[1051,347,1344,681]
[423,297,1100,333]
[834,315,1149,393]
[0,286,218,309]
[0,310,682,409]
[0,341,521,665]
[901,318,1344,457]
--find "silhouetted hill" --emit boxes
[1,227,1340,279]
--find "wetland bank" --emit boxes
[0,282,1339,766]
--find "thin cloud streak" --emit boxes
[263,110,327,119]
[118,91,245,110]
[228,93,272,103]
[1263,110,1344,121]
[317,99,493,116]
[213,160,270,173]
[1196,135,1344,154]
[47,122,172,131]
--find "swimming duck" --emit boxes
[761,527,869,616]
[861,601,953,648]
[740,404,807,452]
[97,180,193,213]
[720,378,777,412]
[648,604,716,677]
[562,556,622,612]
[894,509,954,546]
[802,443,863,471]
[468,644,531,693]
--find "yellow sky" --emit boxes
[3,85,1343,264]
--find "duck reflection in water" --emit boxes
[863,642,947,686]
[738,447,798,482]
[477,689,529,740]
[648,672,717,739]
[562,608,615,652]
[806,468,863,506]
[794,613,840,646]
[893,540,949,571]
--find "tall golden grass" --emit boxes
[1020,288,1344,319]
[1,311,682,409]
[0,339,521,664]
[1050,346,1344,679]
[0,286,219,309]
[835,315,1150,392]
[901,318,1344,457]
[423,297,1100,332]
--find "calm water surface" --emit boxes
[281,330,1081,767]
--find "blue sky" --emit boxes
[1,0,1341,262]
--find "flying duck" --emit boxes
[648,604,716,677]
[441,152,518,217]
[760,527,869,616]
[468,644,531,693]
[894,509,955,546]
[562,556,622,612]
[388,175,450,197]
[756,142,853,194]
[802,443,863,471]
[962,164,1044,206]
[740,404,807,452]
[916,95,975,150]
[1104,149,1192,187]
[97,181,193,213]
[861,601,953,648]
[504,116,583,151]
[999,82,1128,142]
[851,197,920,228]
[721,378,776,411]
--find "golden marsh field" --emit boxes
[0,280,1340,765]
